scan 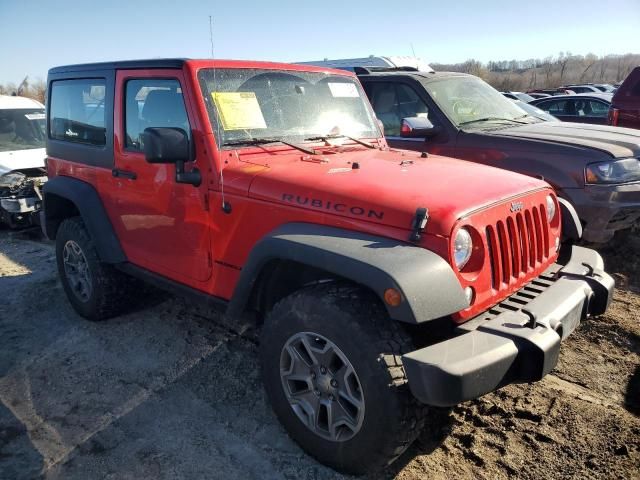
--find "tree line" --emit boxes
[0,76,47,103]
[432,52,639,91]
[1,52,638,102]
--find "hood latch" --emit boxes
[409,207,429,242]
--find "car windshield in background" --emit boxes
[0,108,46,152]
[198,68,379,147]
[513,100,559,122]
[422,76,537,128]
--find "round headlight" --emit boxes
[546,195,557,222]
[454,228,473,270]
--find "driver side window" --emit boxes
[125,79,190,151]
[364,82,433,137]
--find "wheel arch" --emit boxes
[557,197,583,242]
[227,223,468,324]
[42,176,126,263]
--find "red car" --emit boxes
[42,59,613,475]
[609,66,640,130]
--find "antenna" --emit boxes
[410,43,416,58]
[209,15,231,213]
[209,16,214,58]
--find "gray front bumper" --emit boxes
[402,246,614,407]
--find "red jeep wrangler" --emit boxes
[43,59,613,475]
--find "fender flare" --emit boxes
[42,176,126,263]
[558,197,582,242]
[227,223,468,324]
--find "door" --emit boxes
[574,98,609,125]
[106,69,212,284]
[361,79,457,156]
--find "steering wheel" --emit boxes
[452,98,480,117]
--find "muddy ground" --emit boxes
[0,229,638,480]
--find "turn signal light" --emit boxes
[384,288,402,307]
[585,168,599,184]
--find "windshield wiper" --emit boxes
[305,134,376,149]
[222,137,316,155]
[459,117,529,126]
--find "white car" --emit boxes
[0,95,47,227]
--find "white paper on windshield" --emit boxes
[25,113,45,120]
[212,92,267,130]
[328,83,359,98]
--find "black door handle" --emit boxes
[112,169,137,180]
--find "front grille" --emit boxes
[485,204,550,292]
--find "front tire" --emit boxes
[56,217,132,321]
[260,283,427,475]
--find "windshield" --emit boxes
[0,108,46,152]
[422,76,534,128]
[198,68,380,147]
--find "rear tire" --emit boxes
[56,217,132,321]
[260,282,427,475]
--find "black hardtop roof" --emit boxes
[356,69,472,82]
[48,58,188,74]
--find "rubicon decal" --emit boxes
[282,194,384,219]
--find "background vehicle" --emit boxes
[0,95,47,227]
[501,91,535,102]
[528,88,575,96]
[561,84,604,94]
[530,93,612,124]
[42,58,613,475]
[302,57,640,243]
[592,83,616,93]
[608,66,640,130]
[528,92,552,99]
[511,100,559,121]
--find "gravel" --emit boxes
[1,230,638,479]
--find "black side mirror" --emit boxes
[143,127,190,164]
[400,116,439,138]
[142,127,201,186]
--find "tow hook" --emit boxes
[409,207,429,242]
[522,308,537,328]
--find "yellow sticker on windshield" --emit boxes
[212,92,267,130]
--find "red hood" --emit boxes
[247,147,550,237]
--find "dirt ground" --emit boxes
[0,229,638,480]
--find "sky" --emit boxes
[1,0,639,84]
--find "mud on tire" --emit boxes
[260,282,428,475]
[56,216,133,321]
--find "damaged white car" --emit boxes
[0,95,47,228]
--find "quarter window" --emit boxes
[587,100,609,117]
[125,79,190,151]
[49,79,106,146]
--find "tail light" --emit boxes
[608,107,619,126]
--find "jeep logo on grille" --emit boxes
[510,201,524,212]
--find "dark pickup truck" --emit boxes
[302,59,640,243]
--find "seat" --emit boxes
[0,116,16,145]
[563,101,577,116]
[373,89,401,136]
[141,89,188,131]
